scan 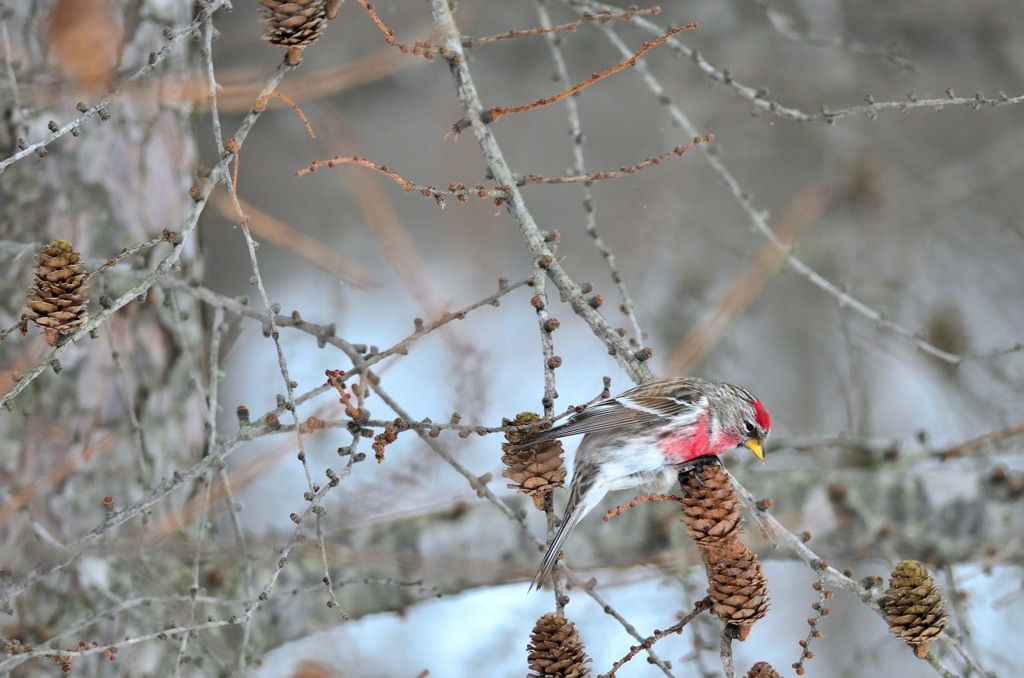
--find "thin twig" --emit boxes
[355,0,450,60]
[602,597,712,677]
[603,493,686,521]
[791,572,834,675]
[429,0,652,385]
[315,113,454,322]
[297,140,713,202]
[103,315,154,472]
[533,0,646,346]
[560,569,675,677]
[461,23,697,131]
[464,7,661,47]
[530,252,564,608]
[253,92,315,138]
[521,135,713,184]
[923,652,960,678]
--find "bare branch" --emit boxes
[429,0,653,385]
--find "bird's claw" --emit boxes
[679,456,721,489]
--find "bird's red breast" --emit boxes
[656,410,718,462]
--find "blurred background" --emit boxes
[2,0,1023,675]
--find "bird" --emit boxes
[519,376,771,590]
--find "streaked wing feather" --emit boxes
[621,392,702,419]
[516,378,716,448]
[559,403,661,435]
[516,385,706,446]
[515,400,657,444]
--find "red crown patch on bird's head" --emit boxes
[753,400,771,431]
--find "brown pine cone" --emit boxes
[501,412,565,511]
[260,0,326,64]
[745,661,782,678]
[24,239,88,345]
[679,460,743,544]
[702,539,770,639]
[527,612,591,678]
[883,560,949,658]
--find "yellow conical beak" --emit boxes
[743,439,765,462]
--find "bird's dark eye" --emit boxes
[744,421,756,434]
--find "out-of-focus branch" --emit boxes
[749,0,914,70]
[198,47,420,113]
[666,183,828,374]
[315,111,452,319]
[0,435,114,527]
[581,6,1022,367]
[576,0,1024,124]
[935,420,1024,460]
[211,191,377,287]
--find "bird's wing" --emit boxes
[619,389,705,420]
[527,399,657,439]
[515,384,706,445]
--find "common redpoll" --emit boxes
[521,376,771,590]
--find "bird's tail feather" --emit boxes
[529,502,585,591]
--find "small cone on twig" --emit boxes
[260,0,327,64]
[883,560,949,658]
[745,661,782,678]
[527,612,591,678]
[703,539,770,639]
[679,460,743,543]
[23,239,88,345]
[501,412,565,510]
